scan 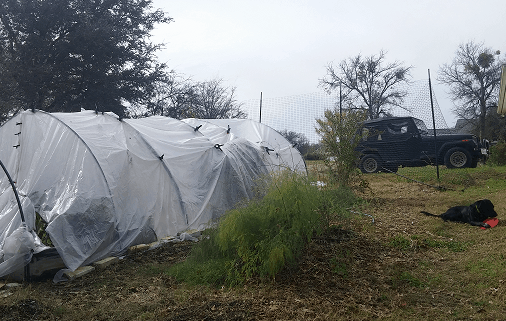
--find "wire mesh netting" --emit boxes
[242,79,487,189]
[242,80,449,143]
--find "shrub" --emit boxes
[315,109,368,188]
[167,171,353,286]
[488,142,506,166]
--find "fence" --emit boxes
[242,80,488,190]
[242,80,449,144]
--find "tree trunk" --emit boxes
[479,99,487,139]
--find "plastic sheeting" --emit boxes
[0,110,305,276]
[0,224,34,277]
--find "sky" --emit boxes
[151,0,504,127]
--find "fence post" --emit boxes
[428,69,440,181]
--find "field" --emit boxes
[1,164,506,320]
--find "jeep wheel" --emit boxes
[444,147,471,168]
[359,154,382,173]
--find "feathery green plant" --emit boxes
[167,171,350,286]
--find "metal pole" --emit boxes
[428,70,440,181]
[0,159,25,222]
[259,92,263,123]
[0,159,30,282]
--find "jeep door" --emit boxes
[381,119,421,165]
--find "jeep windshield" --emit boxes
[413,118,429,135]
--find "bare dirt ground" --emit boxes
[1,170,506,320]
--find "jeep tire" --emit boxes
[359,154,382,173]
[444,147,471,169]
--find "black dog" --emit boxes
[421,199,497,228]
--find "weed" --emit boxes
[330,249,352,277]
[317,185,358,230]
[53,306,67,317]
[473,300,489,307]
[378,294,389,302]
[421,238,470,252]
[388,235,412,251]
[432,224,453,238]
[393,271,425,288]
[330,258,348,277]
[139,264,167,277]
[465,254,506,278]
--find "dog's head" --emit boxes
[472,199,498,220]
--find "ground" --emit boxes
[1,168,506,320]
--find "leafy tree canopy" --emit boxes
[0,0,171,119]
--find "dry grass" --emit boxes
[1,164,506,320]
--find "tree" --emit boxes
[186,78,246,119]
[0,0,171,118]
[128,71,195,118]
[438,41,504,139]
[136,77,247,119]
[320,51,412,119]
[278,130,310,156]
[0,62,23,123]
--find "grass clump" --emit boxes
[388,234,470,253]
[392,271,426,288]
[167,171,339,286]
[388,235,412,251]
[421,238,470,252]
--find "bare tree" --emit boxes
[133,77,246,119]
[129,72,247,119]
[129,72,195,118]
[320,51,412,119]
[188,78,246,119]
[278,130,310,155]
[438,41,503,139]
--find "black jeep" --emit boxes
[356,117,488,173]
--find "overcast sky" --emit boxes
[151,0,504,126]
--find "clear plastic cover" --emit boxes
[0,110,305,276]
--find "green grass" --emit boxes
[388,235,412,251]
[389,234,470,252]
[465,254,506,278]
[395,164,506,191]
[421,238,470,252]
[330,249,352,277]
[393,271,426,288]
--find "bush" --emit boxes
[315,109,367,188]
[488,142,506,166]
[167,171,355,286]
